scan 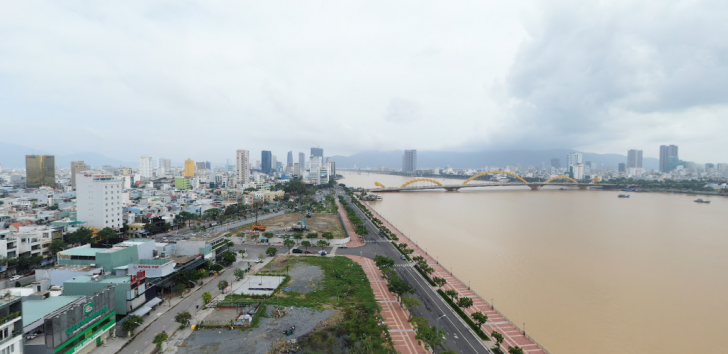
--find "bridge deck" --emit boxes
[369,182,613,192]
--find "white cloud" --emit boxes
[0,0,726,163]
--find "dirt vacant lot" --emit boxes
[257,213,346,238]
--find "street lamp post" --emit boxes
[523,322,526,335]
[436,314,446,326]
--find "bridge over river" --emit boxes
[367,170,617,192]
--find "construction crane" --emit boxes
[291,200,309,231]
[251,202,267,232]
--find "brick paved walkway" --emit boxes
[362,203,548,354]
[337,199,365,247]
[344,255,429,354]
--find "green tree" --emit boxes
[219,250,237,266]
[293,233,303,243]
[433,277,447,288]
[197,269,209,279]
[201,292,212,304]
[49,239,67,255]
[472,311,488,328]
[457,297,474,309]
[173,283,186,295]
[401,296,421,314]
[415,324,446,351]
[234,268,245,280]
[316,240,330,251]
[306,232,318,239]
[203,208,221,220]
[96,227,117,240]
[509,346,524,354]
[388,277,414,300]
[67,227,94,245]
[153,332,168,350]
[491,331,504,349]
[263,232,275,238]
[374,255,395,268]
[301,240,311,252]
[283,239,296,254]
[218,280,229,292]
[321,232,334,240]
[122,315,144,336]
[445,289,458,301]
[266,247,278,256]
[175,311,192,326]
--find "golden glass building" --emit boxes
[26,155,56,188]
[184,158,195,177]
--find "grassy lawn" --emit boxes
[227,256,393,353]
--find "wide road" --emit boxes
[153,211,285,242]
[335,189,490,354]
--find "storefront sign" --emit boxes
[67,316,115,354]
[83,302,93,315]
[66,305,108,335]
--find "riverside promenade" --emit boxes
[337,199,366,248]
[361,202,550,354]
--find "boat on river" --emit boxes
[694,199,710,203]
[618,194,630,198]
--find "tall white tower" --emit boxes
[236,150,250,186]
[76,172,123,230]
[139,156,153,178]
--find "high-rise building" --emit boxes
[139,156,153,178]
[566,152,583,169]
[311,148,324,160]
[196,161,206,171]
[330,161,336,177]
[287,151,293,168]
[310,156,323,184]
[157,158,171,175]
[294,163,300,176]
[618,163,626,172]
[26,155,55,188]
[570,164,585,180]
[71,161,88,188]
[261,151,272,174]
[627,149,643,168]
[299,152,305,170]
[184,159,195,177]
[402,150,417,173]
[550,158,561,168]
[271,155,278,172]
[236,150,250,186]
[205,161,211,169]
[659,145,679,172]
[77,171,123,229]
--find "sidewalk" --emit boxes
[337,199,365,247]
[343,255,428,354]
[361,202,549,354]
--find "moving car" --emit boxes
[292,248,303,254]
[255,259,263,263]
[339,244,348,249]
[9,275,21,281]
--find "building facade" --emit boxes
[311,148,323,160]
[157,158,171,176]
[402,150,417,173]
[627,149,643,169]
[298,152,305,171]
[26,155,55,188]
[659,145,679,172]
[261,151,272,174]
[70,161,88,189]
[138,156,153,179]
[0,295,22,354]
[236,150,250,186]
[566,152,583,170]
[184,159,195,178]
[76,172,123,230]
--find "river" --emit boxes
[340,171,728,354]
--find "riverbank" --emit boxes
[360,201,550,354]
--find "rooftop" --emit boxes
[22,295,82,327]
[49,264,102,272]
[58,246,99,257]
[137,258,172,265]
[65,275,130,285]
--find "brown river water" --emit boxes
[340,171,728,354]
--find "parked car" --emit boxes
[255,259,263,263]
[292,248,303,254]
[400,254,406,260]
[338,244,348,249]
[304,251,313,254]
[9,275,21,281]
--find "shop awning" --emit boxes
[130,306,151,317]
[146,297,163,308]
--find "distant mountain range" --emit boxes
[0,142,131,169]
[331,149,659,171]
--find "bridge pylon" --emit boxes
[528,184,541,191]
[578,185,588,190]
[445,187,461,192]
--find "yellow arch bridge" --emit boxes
[372,172,606,192]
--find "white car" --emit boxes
[9,275,21,281]
[338,244,348,249]
[254,259,263,263]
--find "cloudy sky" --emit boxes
[1,0,726,163]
